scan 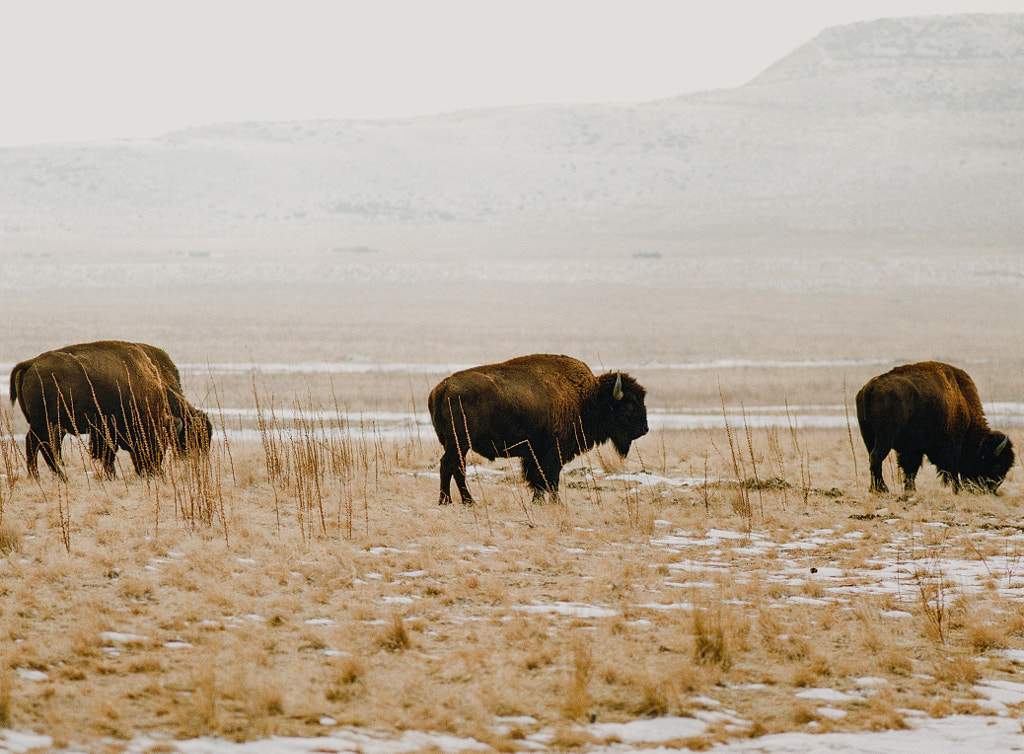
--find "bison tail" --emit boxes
[8,361,29,405]
[854,386,875,450]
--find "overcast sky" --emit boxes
[1,0,1021,148]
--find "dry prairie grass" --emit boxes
[0,387,1022,748]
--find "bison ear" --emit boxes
[613,372,624,401]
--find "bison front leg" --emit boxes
[521,448,562,503]
[127,432,164,477]
[896,450,922,493]
[930,449,962,493]
[938,470,962,494]
[91,431,119,478]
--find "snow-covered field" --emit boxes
[3,511,1023,753]
[3,713,1024,753]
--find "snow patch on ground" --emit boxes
[4,714,1024,753]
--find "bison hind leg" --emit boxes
[24,431,44,479]
[439,448,473,505]
[28,426,67,481]
[866,437,893,495]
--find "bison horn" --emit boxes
[613,372,624,401]
[996,435,1010,456]
[175,417,184,436]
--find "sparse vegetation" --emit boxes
[0,378,1020,745]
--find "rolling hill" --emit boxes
[0,13,1020,257]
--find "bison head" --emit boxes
[962,432,1015,493]
[600,371,649,456]
[174,408,213,457]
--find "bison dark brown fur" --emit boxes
[855,361,1014,494]
[428,354,648,504]
[10,341,210,479]
[56,341,212,459]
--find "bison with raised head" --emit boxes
[428,354,649,504]
[856,361,1014,494]
[10,341,210,479]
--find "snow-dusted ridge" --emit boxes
[0,14,1019,247]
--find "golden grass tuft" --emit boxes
[858,688,910,731]
[0,523,20,555]
[693,606,731,670]
[0,662,10,728]
[377,614,411,653]
[325,655,366,703]
[563,638,594,721]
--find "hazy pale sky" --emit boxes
[2,0,1022,148]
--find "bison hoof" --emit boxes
[438,495,453,506]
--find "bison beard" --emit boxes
[428,354,649,505]
[856,361,1014,495]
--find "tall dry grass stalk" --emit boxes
[719,382,750,522]
[244,381,415,540]
[913,552,952,646]
[785,401,812,506]
[0,405,20,520]
[55,478,72,553]
[765,426,789,510]
[741,404,765,518]
[208,371,236,486]
[160,400,227,542]
[843,379,859,482]
[693,604,731,670]
[252,376,285,486]
[0,660,10,728]
[563,638,594,721]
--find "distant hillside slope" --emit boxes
[0,13,1020,254]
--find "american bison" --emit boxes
[57,341,212,459]
[428,354,649,504]
[856,361,1014,494]
[10,341,210,479]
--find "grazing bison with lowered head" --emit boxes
[428,354,649,504]
[10,341,210,479]
[56,341,212,459]
[856,361,1014,494]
